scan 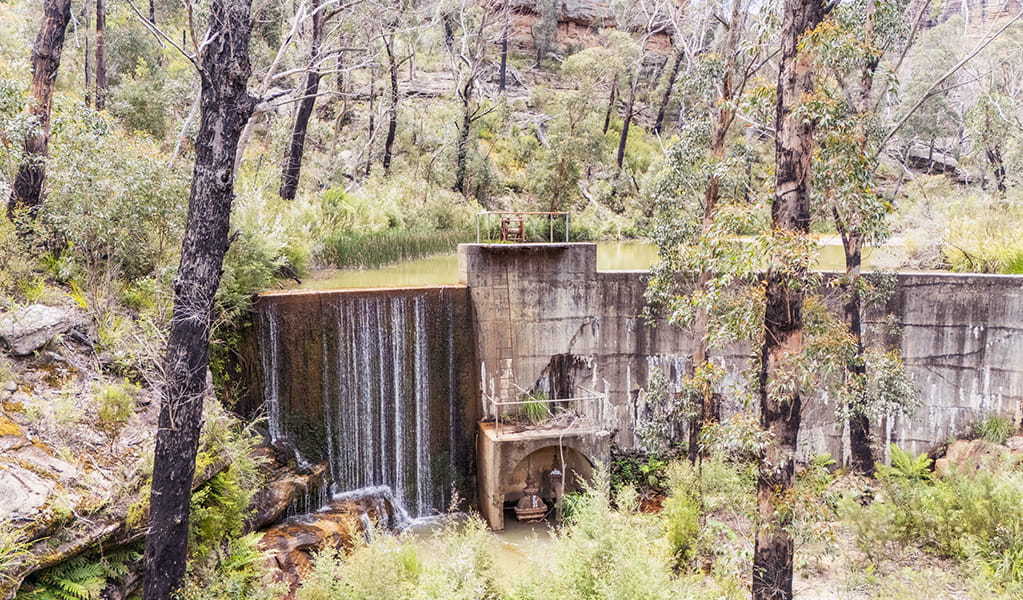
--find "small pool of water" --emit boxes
[407,511,556,590]
[290,238,893,291]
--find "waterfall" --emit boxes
[256,288,475,519]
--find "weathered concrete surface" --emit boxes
[476,421,609,530]
[459,243,1023,461]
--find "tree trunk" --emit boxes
[689,2,744,463]
[498,1,509,93]
[149,0,155,24]
[836,222,873,473]
[653,48,683,135]
[6,0,72,220]
[454,79,473,196]
[615,79,636,169]
[838,0,878,474]
[83,0,93,107]
[986,145,1007,193]
[365,61,376,177]
[603,73,617,135]
[279,0,322,200]
[140,0,255,596]
[84,0,91,107]
[95,0,107,111]
[336,49,345,94]
[381,32,399,173]
[753,0,824,598]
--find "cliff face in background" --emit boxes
[507,0,673,57]
[926,0,1023,30]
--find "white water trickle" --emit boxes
[413,296,431,515]
[260,305,282,442]
[391,296,407,507]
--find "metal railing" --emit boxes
[475,211,570,243]
[484,384,608,438]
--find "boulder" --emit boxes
[259,501,365,592]
[509,0,611,27]
[0,305,88,356]
[248,460,328,530]
[934,439,1011,476]
[0,436,82,523]
[561,0,611,27]
[1006,435,1023,453]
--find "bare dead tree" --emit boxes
[95,0,107,110]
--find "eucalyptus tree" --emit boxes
[753,0,827,597]
[529,39,625,211]
[447,0,508,197]
[802,0,924,473]
[6,0,72,220]
[609,0,672,171]
[279,0,325,199]
[646,0,770,460]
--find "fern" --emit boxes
[24,558,105,600]
[876,443,933,481]
[16,544,142,600]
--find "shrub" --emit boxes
[663,462,701,567]
[296,517,498,600]
[94,380,139,431]
[177,533,285,600]
[514,483,676,600]
[843,445,1023,590]
[971,414,1015,445]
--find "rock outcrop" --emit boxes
[0,304,89,356]
[934,438,1020,475]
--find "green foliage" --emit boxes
[296,517,498,600]
[0,525,32,586]
[17,558,105,600]
[320,229,470,270]
[971,414,1015,445]
[93,379,138,431]
[177,533,286,600]
[876,444,933,482]
[15,546,141,600]
[513,480,677,600]
[45,101,189,284]
[188,403,266,560]
[894,175,1023,275]
[663,462,701,567]
[844,452,1023,592]
[610,451,670,495]
[518,390,550,425]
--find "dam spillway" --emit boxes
[252,286,478,518]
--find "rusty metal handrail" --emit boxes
[475,211,570,243]
[484,385,606,438]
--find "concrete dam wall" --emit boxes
[247,243,1023,513]
[460,243,1023,462]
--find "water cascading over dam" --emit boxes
[251,287,478,518]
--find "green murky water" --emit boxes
[292,239,890,291]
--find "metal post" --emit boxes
[565,213,570,242]
[476,213,481,243]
